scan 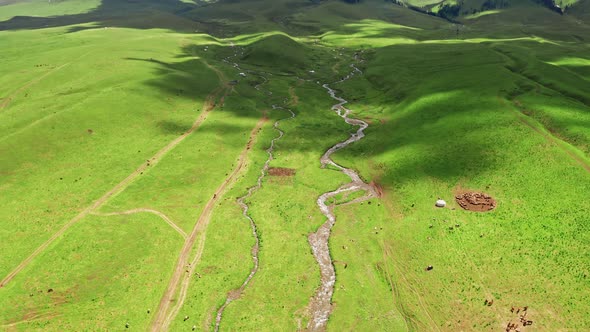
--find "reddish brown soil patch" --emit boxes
[268,167,296,176]
[455,192,496,212]
[369,181,384,198]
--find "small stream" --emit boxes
[214,46,296,331]
[219,47,375,331]
[307,63,377,331]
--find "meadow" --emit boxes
[1,0,589,330]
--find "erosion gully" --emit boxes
[307,59,378,331]
[213,46,296,331]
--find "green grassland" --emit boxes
[0,0,100,21]
[328,39,590,329]
[1,0,590,330]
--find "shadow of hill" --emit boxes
[0,0,208,32]
[121,31,589,178]
[264,36,588,188]
[3,3,584,187]
[1,0,589,42]
[0,0,453,38]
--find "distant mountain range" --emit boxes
[331,0,589,20]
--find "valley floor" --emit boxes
[1,0,589,331]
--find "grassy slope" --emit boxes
[1,0,590,330]
[460,1,587,41]
[569,0,590,18]
[329,39,590,330]
[0,214,183,330]
[0,28,210,276]
[0,21,264,331]
[168,39,363,331]
[0,0,100,21]
[211,74,358,331]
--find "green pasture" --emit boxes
[0,27,220,278]
[0,213,182,330]
[327,35,590,330]
[0,0,100,21]
[1,0,590,330]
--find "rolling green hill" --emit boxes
[1,0,589,331]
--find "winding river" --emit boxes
[307,63,378,331]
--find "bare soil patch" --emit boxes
[455,192,496,212]
[369,181,384,198]
[268,167,295,176]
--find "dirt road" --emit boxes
[151,116,268,331]
[0,51,93,111]
[0,84,228,289]
[92,209,187,238]
[0,63,72,111]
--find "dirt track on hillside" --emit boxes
[0,63,72,111]
[0,51,94,111]
[0,312,61,329]
[0,84,228,289]
[151,116,268,332]
[92,209,187,238]
[289,86,299,107]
